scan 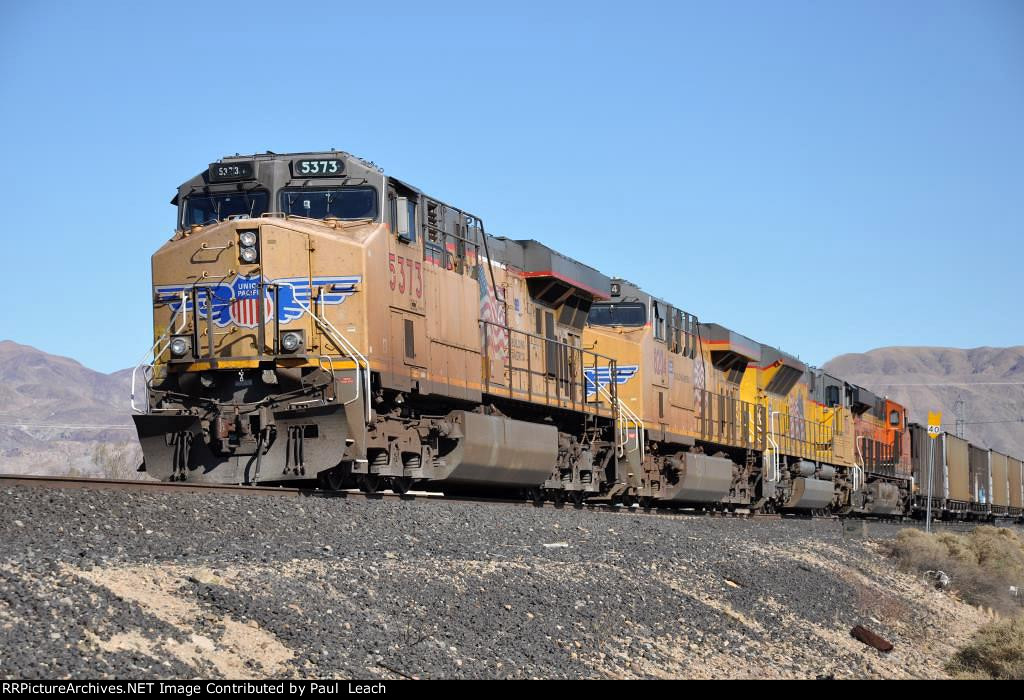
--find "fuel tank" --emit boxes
[430,410,558,487]
[657,453,734,504]
[784,477,835,510]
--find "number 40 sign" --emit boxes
[927,411,943,439]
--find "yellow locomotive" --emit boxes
[133,149,925,515]
[582,281,909,514]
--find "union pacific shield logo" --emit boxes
[229,277,274,328]
[155,275,360,328]
[584,365,639,396]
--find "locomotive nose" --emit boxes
[138,214,372,484]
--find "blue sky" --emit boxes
[0,0,1021,373]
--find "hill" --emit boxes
[0,340,140,477]
[824,346,1024,457]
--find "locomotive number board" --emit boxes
[208,161,256,182]
[292,158,345,177]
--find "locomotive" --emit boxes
[132,150,1023,520]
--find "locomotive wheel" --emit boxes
[319,469,345,492]
[527,488,544,506]
[571,491,586,507]
[390,477,412,495]
[358,474,381,494]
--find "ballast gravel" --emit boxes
[0,485,993,679]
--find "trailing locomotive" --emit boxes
[132,150,1023,521]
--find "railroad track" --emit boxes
[1,474,1018,530]
[0,474,771,519]
[0,473,443,501]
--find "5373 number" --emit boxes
[389,253,422,299]
[294,159,343,176]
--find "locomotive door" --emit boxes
[390,310,427,369]
[260,228,313,356]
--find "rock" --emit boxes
[850,625,894,652]
[187,568,221,586]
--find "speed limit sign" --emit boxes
[927,411,942,439]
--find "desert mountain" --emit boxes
[0,340,140,477]
[825,346,1024,458]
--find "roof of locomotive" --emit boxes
[487,237,610,299]
[172,150,386,204]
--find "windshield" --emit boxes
[588,303,646,327]
[280,187,378,220]
[184,190,269,227]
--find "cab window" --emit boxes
[652,301,665,341]
[390,196,417,244]
[184,190,269,227]
[280,187,378,220]
[587,303,646,327]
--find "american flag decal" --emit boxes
[477,258,508,362]
[230,293,274,328]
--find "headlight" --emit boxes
[280,331,303,353]
[238,230,258,247]
[239,246,259,263]
[169,336,191,357]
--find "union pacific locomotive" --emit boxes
[132,150,1023,520]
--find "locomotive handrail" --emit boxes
[852,436,868,491]
[765,410,781,483]
[479,319,619,416]
[596,382,644,461]
[478,318,641,462]
[274,281,371,424]
[131,290,188,413]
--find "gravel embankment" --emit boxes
[0,485,992,679]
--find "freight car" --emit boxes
[132,150,1023,522]
[909,426,1024,521]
